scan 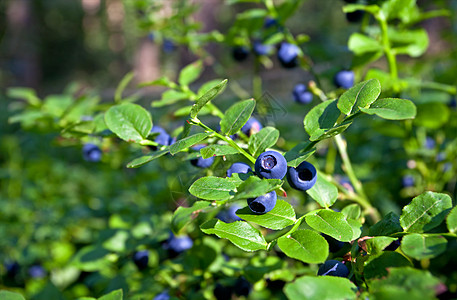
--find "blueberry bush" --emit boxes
[2,0,457,299]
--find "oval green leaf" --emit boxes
[277,229,329,264]
[284,275,357,300]
[220,99,256,135]
[169,132,212,155]
[400,191,452,233]
[105,103,152,143]
[337,78,381,115]
[305,209,353,242]
[235,200,296,230]
[200,219,267,252]
[401,233,447,260]
[189,176,238,201]
[359,98,417,120]
[306,172,338,208]
[248,127,280,157]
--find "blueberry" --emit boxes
[150,126,171,147]
[334,70,355,89]
[28,265,45,278]
[292,83,313,104]
[82,143,102,162]
[232,46,249,62]
[322,234,345,253]
[346,10,365,23]
[241,117,262,136]
[167,234,193,254]
[133,250,149,270]
[317,260,349,277]
[253,41,273,56]
[153,291,170,300]
[255,150,287,180]
[217,203,243,223]
[214,283,232,300]
[287,161,317,191]
[277,42,300,68]
[4,261,19,277]
[449,97,456,108]
[163,39,176,52]
[264,17,278,28]
[190,145,215,168]
[424,137,435,149]
[402,175,414,187]
[248,191,277,214]
[234,277,251,296]
[226,162,252,177]
[384,239,401,251]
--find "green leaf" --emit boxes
[220,99,256,135]
[348,33,383,56]
[138,76,176,88]
[248,127,280,157]
[235,200,296,230]
[413,102,450,129]
[365,236,398,255]
[284,276,357,300]
[126,149,170,168]
[305,210,353,242]
[197,79,224,97]
[179,60,203,86]
[190,79,227,118]
[446,206,457,234]
[337,79,381,115]
[105,103,152,143]
[401,233,447,260]
[71,245,111,271]
[341,204,361,220]
[0,290,26,300]
[200,144,239,159]
[369,212,403,236]
[277,229,329,264]
[284,141,316,167]
[114,72,134,103]
[98,289,123,300]
[174,105,211,117]
[169,132,212,155]
[347,219,362,240]
[189,176,238,201]
[360,98,417,120]
[306,172,338,208]
[389,28,429,57]
[200,219,267,251]
[304,99,352,141]
[400,191,453,233]
[172,201,211,234]
[368,267,441,300]
[234,176,282,200]
[7,87,41,106]
[152,90,189,107]
[364,252,412,280]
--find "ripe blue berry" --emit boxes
[82,143,102,162]
[424,136,435,149]
[190,145,214,168]
[153,291,170,300]
[133,250,149,270]
[217,203,243,223]
[214,283,232,300]
[317,260,349,277]
[292,83,313,104]
[232,46,249,61]
[163,39,176,52]
[5,261,19,277]
[28,265,45,278]
[168,234,193,254]
[384,238,401,251]
[247,191,277,214]
[449,97,456,108]
[264,17,278,28]
[234,277,251,296]
[287,161,317,191]
[255,151,287,180]
[253,41,273,56]
[402,175,414,187]
[150,126,171,146]
[241,117,262,136]
[227,162,252,177]
[322,234,345,253]
[334,70,355,89]
[277,43,299,68]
